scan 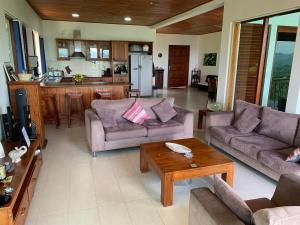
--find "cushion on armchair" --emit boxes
[151,98,177,122]
[214,176,253,225]
[123,101,150,125]
[233,108,261,133]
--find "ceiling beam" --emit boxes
[151,0,224,29]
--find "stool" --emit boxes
[67,93,84,128]
[96,88,113,100]
[128,89,140,98]
[41,94,60,128]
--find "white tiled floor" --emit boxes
[25,88,277,225]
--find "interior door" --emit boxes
[168,45,190,88]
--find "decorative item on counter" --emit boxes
[0,194,11,207]
[142,44,150,52]
[1,176,13,185]
[4,186,14,194]
[0,164,6,180]
[65,66,72,75]
[18,73,32,81]
[4,162,14,173]
[207,101,223,112]
[0,143,5,159]
[72,74,85,85]
[8,146,28,163]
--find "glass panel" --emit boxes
[260,12,299,111]
[58,48,69,58]
[89,47,98,59]
[102,49,110,59]
[234,19,264,103]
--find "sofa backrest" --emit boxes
[257,107,300,146]
[234,100,262,120]
[136,97,175,120]
[91,98,135,122]
[91,97,175,122]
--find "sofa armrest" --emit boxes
[253,206,300,225]
[271,174,300,206]
[85,109,105,153]
[205,111,234,143]
[189,188,244,225]
[173,106,194,137]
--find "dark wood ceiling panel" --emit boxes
[157,7,224,35]
[26,0,213,26]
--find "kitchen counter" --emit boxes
[40,78,130,123]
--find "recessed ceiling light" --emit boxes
[124,17,132,22]
[72,13,80,18]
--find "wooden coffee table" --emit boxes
[140,138,234,207]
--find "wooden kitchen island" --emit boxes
[40,79,130,123]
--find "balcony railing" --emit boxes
[268,77,290,109]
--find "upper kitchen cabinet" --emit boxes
[86,41,111,61]
[99,41,111,61]
[86,41,99,61]
[112,41,128,61]
[56,39,70,60]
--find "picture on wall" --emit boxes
[203,53,217,66]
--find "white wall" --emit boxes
[153,33,200,88]
[43,20,156,75]
[217,0,300,112]
[198,32,222,83]
[0,0,42,139]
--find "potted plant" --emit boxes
[72,74,85,85]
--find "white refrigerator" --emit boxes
[130,55,153,96]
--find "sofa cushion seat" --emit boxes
[105,121,147,141]
[143,119,183,137]
[210,126,256,145]
[258,148,300,175]
[230,135,290,160]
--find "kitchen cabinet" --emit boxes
[56,39,70,60]
[112,41,128,61]
[114,76,129,83]
[99,41,111,61]
[86,41,99,61]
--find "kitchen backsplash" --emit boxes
[47,59,111,76]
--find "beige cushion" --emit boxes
[253,207,300,225]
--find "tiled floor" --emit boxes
[25,88,277,225]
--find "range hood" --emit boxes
[71,30,85,58]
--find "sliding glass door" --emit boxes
[233,11,299,111]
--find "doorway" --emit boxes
[168,45,190,88]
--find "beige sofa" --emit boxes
[189,174,300,225]
[85,98,194,156]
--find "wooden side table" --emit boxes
[198,109,213,129]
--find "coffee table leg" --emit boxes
[161,174,173,207]
[140,150,149,173]
[222,164,234,187]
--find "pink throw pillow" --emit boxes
[286,148,300,163]
[123,101,150,125]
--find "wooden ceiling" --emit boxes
[26,0,213,26]
[157,7,224,35]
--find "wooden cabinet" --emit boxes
[112,41,128,61]
[86,41,111,61]
[114,76,129,83]
[9,81,45,147]
[56,39,70,60]
[154,69,164,89]
[0,138,42,225]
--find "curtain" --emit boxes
[12,20,26,73]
